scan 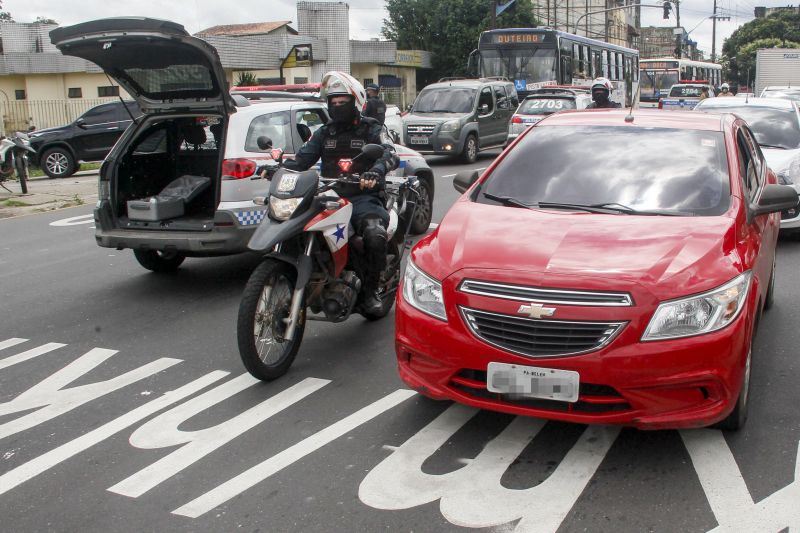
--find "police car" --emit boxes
[508,87,592,142]
[658,81,715,111]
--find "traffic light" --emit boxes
[663,1,672,19]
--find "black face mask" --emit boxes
[593,90,609,105]
[330,103,358,124]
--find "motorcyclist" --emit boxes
[282,71,395,313]
[718,82,734,97]
[364,83,387,125]
[586,77,621,109]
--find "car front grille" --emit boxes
[459,279,633,306]
[450,369,631,414]
[460,307,625,358]
[406,124,436,135]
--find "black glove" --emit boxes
[360,170,383,191]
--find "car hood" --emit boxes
[404,112,470,123]
[29,125,69,138]
[416,200,741,299]
[762,146,800,172]
[50,17,235,115]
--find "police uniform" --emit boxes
[364,95,387,125]
[586,101,621,109]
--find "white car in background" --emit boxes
[508,87,592,142]
[384,104,403,143]
[695,96,800,232]
[760,86,800,103]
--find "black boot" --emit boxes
[362,287,384,314]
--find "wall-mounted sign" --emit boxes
[395,50,424,68]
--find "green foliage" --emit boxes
[235,71,259,87]
[0,12,12,22]
[382,0,538,81]
[723,11,800,88]
[34,16,57,24]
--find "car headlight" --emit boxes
[269,196,303,221]
[642,272,752,341]
[402,259,446,321]
[439,120,460,134]
[777,158,800,185]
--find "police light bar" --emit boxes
[231,83,322,93]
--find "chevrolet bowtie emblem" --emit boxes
[517,303,556,319]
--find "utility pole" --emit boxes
[675,0,682,59]
[711,0,717,62]
[491,0,497,29]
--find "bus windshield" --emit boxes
[481,48,557,86]
[640,69,679,98]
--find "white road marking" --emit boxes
[0,348,181,440]
[0,338,28,352]
[172,389,417,518]
[49,213,94,227]
[0,342,66,372]
[359,403,619,532]
[108,376,330,498]
[0,371,228,496]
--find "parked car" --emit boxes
[695,96,800,232]
[51,17,435,273]
[395,108,798,430]
[402,78,518,163]
[28,100,142,178]
[760,86,800,102]
[384,104,403,143]
[508,87,592,143]
[659,82,716,110]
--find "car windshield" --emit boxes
[640,70,679,98]
[519,97,576,114]
[481,48,557,85]
[413,88,476,113]
[670,86,703,97]
[480,125,731,216]
[697,104,800,149]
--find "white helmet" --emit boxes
[591,77,613,93]
[320,71,367,112]
[721,82,730,90]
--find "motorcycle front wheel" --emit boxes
[237,259,305,381]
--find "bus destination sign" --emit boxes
[493,33,542,44]
[643,61,679,69]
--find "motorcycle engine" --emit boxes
[322,271,361,321]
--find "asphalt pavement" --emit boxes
[1,150,799,533]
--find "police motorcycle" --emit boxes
[237,137,420,381]
[0,131,34,193]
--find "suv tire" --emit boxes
[133,249,186,272]
[41,147,77,179]
[460,134,478,164]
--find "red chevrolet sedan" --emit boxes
[396,109,799,430]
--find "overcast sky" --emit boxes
[4,0,793,59]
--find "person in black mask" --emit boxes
[586,77,621,109]
[282,71,395,313]
[364,83,387,125]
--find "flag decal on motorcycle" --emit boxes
[278,175,298,193]
[333,224,346,243]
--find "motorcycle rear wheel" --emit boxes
[238,259,305,381]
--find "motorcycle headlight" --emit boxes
[777,158,800,185]
[269,196,303,221]
[402,259,446,321]
[642,272,752,341]
[439,120,460,134]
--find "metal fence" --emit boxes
[0,98,120,135]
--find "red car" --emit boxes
[395,109,799,430]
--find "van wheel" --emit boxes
[133,249,186,272]
[41,147,76,179]
[460,135,478,164]
[410,178,433,235]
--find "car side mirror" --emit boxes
[75,118,87,129]
[752,183,799,216]
[453,169,480,193]
[256,136,273,151]
[478,104,490,115]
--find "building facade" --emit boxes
[531,0,641,49]
[640,26,702,60]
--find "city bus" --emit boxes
[639,58,721,107]
[471,27,640,106]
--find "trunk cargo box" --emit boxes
[127,175,211,221]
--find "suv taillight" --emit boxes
[658,99,663,109]
[511,115,523,124]
[222,158,256,180]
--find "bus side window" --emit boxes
[617,53,623,80]
[593,50,602,79]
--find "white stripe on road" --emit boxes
[0,338,28,351]
[49,214,94,227]
[172,389,418,518]
[0,342,66,371]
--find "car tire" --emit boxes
[460,134,478,164]
[41,147,77,179]
[713,342,753,431]
[133,249,186,273]
[763,256,775,311]
[409,177,433,235]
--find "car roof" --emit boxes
[540,109,725,131]
[229,99,324,119]
[763,86,800,90]
[425,78,510,89]
[697,96,796,109]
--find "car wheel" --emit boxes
[133,249,186,273]
[409,177,433,235]
[763,256,775,311]
[41,147,76,179]
[714,343,752,431]
[460,134,478,164]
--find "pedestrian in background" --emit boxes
[364,83,387,125]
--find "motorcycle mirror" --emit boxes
[256,136,273,151]
[361,144,385,160]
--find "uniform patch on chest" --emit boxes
[324,139,337,149]
[350,139,365,149]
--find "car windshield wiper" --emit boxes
[586,202,684,216]
[537,201,683,216]
[483,192,535,209]
[758,143,788,150]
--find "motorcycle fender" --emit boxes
[247,205,320,252]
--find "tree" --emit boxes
[382,0,538,82]
[722,11,800,88]
[34,17,58,25]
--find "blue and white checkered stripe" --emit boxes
[235,209,268,226]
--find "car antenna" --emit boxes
[624,84,639,123]
[106,73,139,125]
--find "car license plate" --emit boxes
[487,362,579,402]
[409,135,429,145]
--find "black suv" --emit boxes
[29,100,141,178]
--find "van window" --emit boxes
[478,87,494,115]
[495,85,510,110]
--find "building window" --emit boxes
[98,86,120,97]
[294,77,308,84]
[68,87,82,98]
[14,90,26,100]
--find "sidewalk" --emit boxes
[0,170,98,219]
